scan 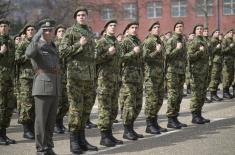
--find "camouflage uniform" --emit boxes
[59,23,96,132]
[222,35,235,96]
[96,34,121,131]
[166,33,187,118]
[142,34,165,118]
[119,34,143,125]
[185,39,193,91]
[204,36,213,89]
[15,38,35,125]
[188,36,209,112]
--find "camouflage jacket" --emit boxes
[142,34,165,78]
[222,37,235,61]
[188,36,209,75]
[0,34,15,80]
[15,38,34,79]
[120,35,143,83]
[59,23,96,81]
[96,34,122,82]
[210,37,223,64]
[204,36,213,66]
[165,33,187,75]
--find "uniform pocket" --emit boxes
[44,79,53,93]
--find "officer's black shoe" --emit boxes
[100,131,116,147]
[70,132,83,154]
[131,124,144,138]
[223,88,233,99]
[2,128,16,144]
[198,111,210,123]
[146,118,160,134]
[155,116,168,132]
[192,112,205,124]
[85,119,97,129]
[23,124,35,139]
[211,91,223,101]
[109,130,123,145]
[123,125,138,140]
[187,85,191,94]
[0,129,9,145]
[47,149,57,155]
[79,130,98,151]
[29,122,35,134]
[167,117,181,129]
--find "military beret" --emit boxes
[226,28,234,34]
[22,23,35,34]
[13,35,20,41]
[193,24,203,34]
[211,29,220,36]
[38,18,56,29]
[74,6,88,19]
[125,21,139,31]
[0,19,10,25]
[55,24,66,35]
[148,21,160,31]
[104,19,117,29]
[173,20,184,30]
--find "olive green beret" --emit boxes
[55,24,66,35]
[193,24,203,34]
[174,20,184,30]
[148,21,160,31]
[22,23,35,34]
[125,21,139,30]
[226,28,234,34]
[104,19,117,29]
[0,19,10,25]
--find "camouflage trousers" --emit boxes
[67,79,95,132]
[56,74,69,121]
[222,58,234,88]
[190,72,208,112]
[207,64,213,89]
[119,82,143,125]
[17,78,35,124]
[233,61,235,87]
[185,65,191,86]
[0,79,15,128]
[166,72,185,117]
[209,62,222,91]
[97,79,119,131]
[144,76,164,118]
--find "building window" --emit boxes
[196,0,213,16]
[147,1,162,18]
[101,7,114,20]
[123,3,137,20]
[171,0,187,17]
[223,0,235,15]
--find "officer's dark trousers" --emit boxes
[34,96,58,152]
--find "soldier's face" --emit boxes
[106,23,117,35]
[195,26,203,36]
[56,28,65,39]
[175,24,184,34]
[43,28,54,42]
[128,25,139,36]
[213,31,220,38]
[76,11,88,25]
[203,29,209,37]
[26,27,35,39]
[227,31,233,38]
[151,25,160,36]
[0,24,9,35]
[15,37,21,44]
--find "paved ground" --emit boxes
[1,90,235,155]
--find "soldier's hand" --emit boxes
[80,36,87,46]
[176,42,182,49]
[230,43,234,48]
[108,46,116,55]
[0,44,7,54]
[156,44,161,51]
[133,46,140,54]
[216,44,221,49]
[199,45,204,51]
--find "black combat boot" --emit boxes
[70,132,83,154]
[23,124,35,139]
[108,129,123,145]
[211,91,223,101]
[198,111,210,123]
[79,129,98,151]
[54,119,65,134]
[223,87,233,99]
[85,119,97,129]
[123,125,138,140]
[145,118,160,134]
[29,122,35,135]
[233,86,235,97]
[100,130,116,147]
[175,117,187,127]
[0,128,9,145]
[167,117,181,129]
[187,84,191,94]
[2,128,16,144]
[191,112,205,124]
[155,116,168,132]
[131,123,144,138]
